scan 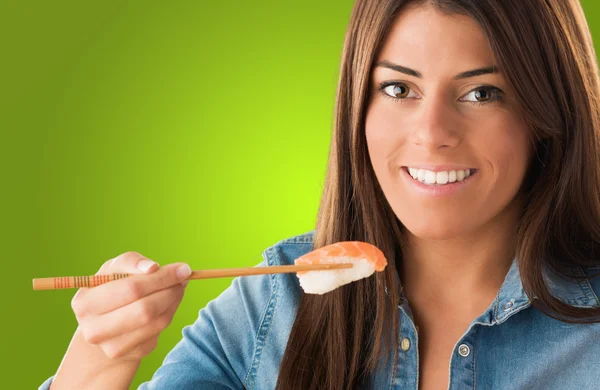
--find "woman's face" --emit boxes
[365,4,532,240]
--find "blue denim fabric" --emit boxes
[40,230,600,389]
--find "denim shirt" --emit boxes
[40,230,600,389]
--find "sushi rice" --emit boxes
[296,257,376,295]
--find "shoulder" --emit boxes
[236,230,314,387]
[581,265,600,307]
[544,263,600,308]
[261,229,315,267]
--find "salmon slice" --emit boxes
[294,241,387,273]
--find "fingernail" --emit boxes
[176,264,192,281]
[137,260,157,273]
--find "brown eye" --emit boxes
[381,83,416,100]
[461,86,503,105]
[391,84,410,98]
[473,88,491,101]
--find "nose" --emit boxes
[412,94,461,151]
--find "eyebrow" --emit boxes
[374,60,498,80]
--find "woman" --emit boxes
[41,0,600,389]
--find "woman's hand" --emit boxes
[70,251,192,362]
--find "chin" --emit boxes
[398,214,474,241]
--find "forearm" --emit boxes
[49,327,141,390]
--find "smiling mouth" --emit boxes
[403,167,478,186]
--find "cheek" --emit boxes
[365,103,406,171]
[463,115,531,235]
[480,116,531,184]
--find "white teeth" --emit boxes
[449,170,457,183]
[436,171,448,184]
[406,168,473,185]
[424,170,436,184]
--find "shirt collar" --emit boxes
[388,256,599,325]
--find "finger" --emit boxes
[80,284,185,344]
[99,300,181,360]
[72,252,160,316]
[100,252,159,275]
[73,262,191,316]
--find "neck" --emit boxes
[399,202,521,314]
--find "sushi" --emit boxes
[294,241,387,294]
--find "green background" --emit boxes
[2,1,599,388]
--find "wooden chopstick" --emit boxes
[32,263,354,290]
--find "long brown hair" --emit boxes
[276,1,600,388]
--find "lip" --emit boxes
[400,166,478,197]
[403,165,476,172]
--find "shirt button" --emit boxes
[503,300,514,311]
[458,344,470,357]
[401,338,411,351]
